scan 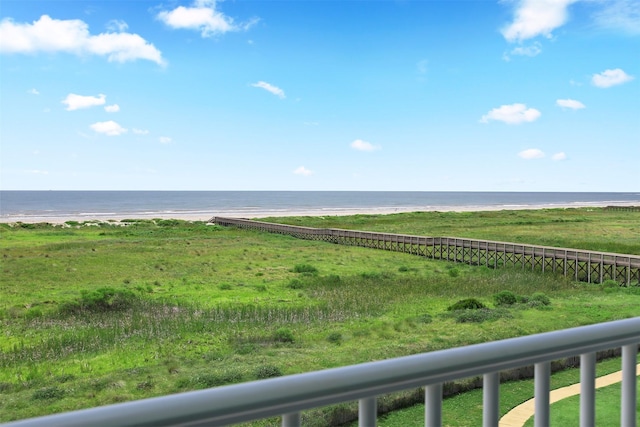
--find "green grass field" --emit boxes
[1,208,639,424]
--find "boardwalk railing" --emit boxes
[605,206,640,212]
[211,217,640,285]
[4,317,639,427]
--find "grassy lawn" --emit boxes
[374,356,640,426]
[522,372,640,427]
[1,208,639,424]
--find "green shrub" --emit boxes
[530,292,551,306]
[327,332,342,344]
[447,298,486,311]
[602,279,620,289]
[493,290,517,306]
[447,268,459,278]
[287,279,304,289]
[454,308,512,324]
[273,327,294,343]
[218,283,232,290]
[293,264,318,274]
[32,386,65,400]
[254,365,283,379]
[59,287,138,314]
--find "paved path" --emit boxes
[499,364,640,427]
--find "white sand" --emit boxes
[2,201,637,224]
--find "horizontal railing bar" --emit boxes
[5,317,640,427]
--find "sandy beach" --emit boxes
[2,201,638,225]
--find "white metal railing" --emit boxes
[2,317,639,427]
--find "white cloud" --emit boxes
[106,19,128,32]
[480,103,541,124]
[552,152,567,161]
[157,0,258,38]
[0,15,165,65]
[27,88,40,95]
[62,93,106,111]
[518,148,545,159]
[556,99,585,109]
[133,128,149,135]
[90,120,127,136]
[591,68,634,88]
[504,42,542,60]
[293,166,313,176]
[251,81,285,99]
[350,139,381,152]
[502,0,577,42]
[25,169,49,175]
[592,0,640,35]
[104,104,120,113]
[159,136,172,144]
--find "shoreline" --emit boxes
[2,201,638,224]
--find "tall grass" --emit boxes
[1,216,639,423]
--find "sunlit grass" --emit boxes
[1,213,639,423]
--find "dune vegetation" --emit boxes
[1,208,639,424]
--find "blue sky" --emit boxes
[1,0,638,191]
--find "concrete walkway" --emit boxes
[499,364,640,427]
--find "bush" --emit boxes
[287,279,304,289]
[447,268,460,278]
[530,292,551,306]
[293,264,318,274]
[447,298,486,311]
[494,290,518,306]
[327,332,342,344]
[254,365,283,379]
[59,287,138,314]
[32,386,65,400]
[273,327,295,343]
[218,283,232,290]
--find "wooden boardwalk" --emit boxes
[211,217,640,286]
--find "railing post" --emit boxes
[425,383,443,427]
[359,397,377,427]
[483,372,500,427]
[621,344,637,427]
[580,352,596,427]
[534,361,550,427]
[282,412,301,427]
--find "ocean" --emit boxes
[1,191,639,222]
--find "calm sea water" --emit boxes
[1,191,639,221]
